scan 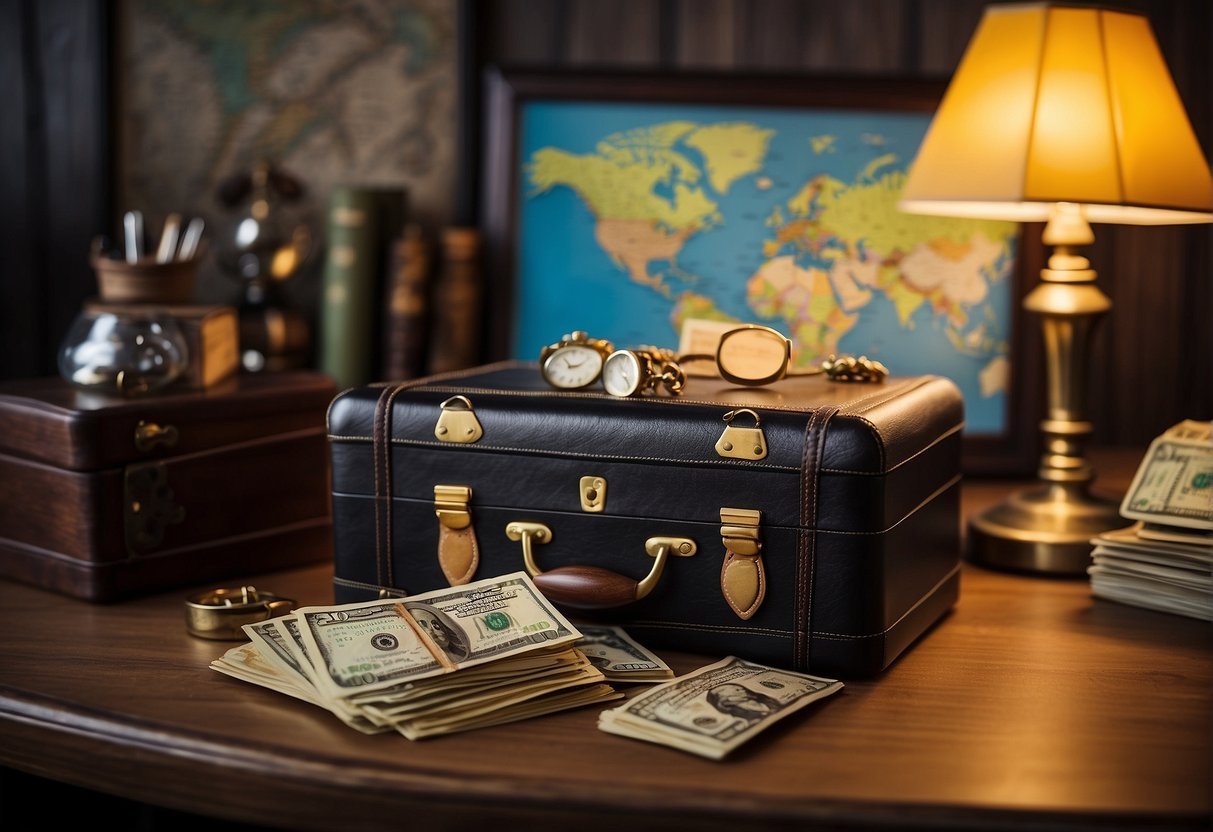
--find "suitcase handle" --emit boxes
[504,521,696,609]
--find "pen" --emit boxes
[156,213,182,263]
[178,217,205,260]
[123,211,144,264]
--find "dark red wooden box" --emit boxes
[0,372,336,602]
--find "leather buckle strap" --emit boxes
[795,405,839,672]
[373,383,412,590]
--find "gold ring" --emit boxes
[184,585,296,640]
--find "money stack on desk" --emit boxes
[1089,420,1212,621]
[212,572,622,738]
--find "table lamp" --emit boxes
[899,2,1212,576]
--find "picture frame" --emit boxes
[479,67,1042,475]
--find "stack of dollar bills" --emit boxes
[598,656,843,759]
[211,572,624,739]
[1089,420,1212,622]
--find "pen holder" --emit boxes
[92,237,201,304]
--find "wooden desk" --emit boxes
[0,450,1208,831]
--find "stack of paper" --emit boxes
[1089,420,1212,622]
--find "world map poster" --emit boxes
[512,99,1021,436]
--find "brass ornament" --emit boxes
[821,354,889,383]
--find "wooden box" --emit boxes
[82,300,241,388]
[0,371,336,602]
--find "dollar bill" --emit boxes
[211,572,619,739]
[1120,435,1213,531]
[295,571,582,700]
[598,656,842,760]
[576,624,674,682]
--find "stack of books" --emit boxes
[1089,420,1212,621]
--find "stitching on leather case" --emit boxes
[627,563,960,642]
[335,561,960,642]
[813,563,961,640]
[389,439,798,470]
[414,382,920,414]
[627,620,792,637]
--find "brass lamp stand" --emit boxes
[968,205,1132,575]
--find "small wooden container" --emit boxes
[91,237,200,304]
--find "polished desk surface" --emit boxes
[0,450,1208,831]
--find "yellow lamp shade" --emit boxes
[899,3,1213,224]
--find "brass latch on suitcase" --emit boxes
[720,507,765,620]
[715,409,767,460]
[434,395,483,443]
[434,485,479,586]
[434,484,472,529]
[579,476,606,512]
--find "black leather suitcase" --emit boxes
[327,361,963,677]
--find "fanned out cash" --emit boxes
[1089,420,1213,622]
[598,656,843,760]
[576,624,675,682]
[211,572,623,739]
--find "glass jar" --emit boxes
[58,310,189,396]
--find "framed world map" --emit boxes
[480,69,1042,474]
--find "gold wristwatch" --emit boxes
[602,346,686,397]
[539,331,615,389]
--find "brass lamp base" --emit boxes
[967,485,1131,576]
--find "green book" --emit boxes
[319,186,406,389]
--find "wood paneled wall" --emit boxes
[474,0,1212,449]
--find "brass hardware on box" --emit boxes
[720,507,765,620]
[434,395,483,443]
[579,476,607,512]
[124,461,185,553]
[377,587,407,599]
[134,420,179,453]
[505,520,695,608]
[715,409,767,460]
[505,521,553,578]
[434,484,472,529]
[434,485,479,585]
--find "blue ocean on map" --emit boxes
[514,100,1016,435]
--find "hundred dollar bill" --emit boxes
[598,656,842,760]
[295,572,582,700]
[1121,435,1213,531]
[242,617,319,694]
[577,625,674,681]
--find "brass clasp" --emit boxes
[434,395,483,443]
[715,409,768,460]
[720,507,765,620]
[579,476,607,512]
[134,420,178,453]
[434,484,472,530]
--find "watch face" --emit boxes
[603,350,642,397]
[542,345,604,389]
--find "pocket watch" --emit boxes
[602,346,686,397]
[539,331,614,389]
